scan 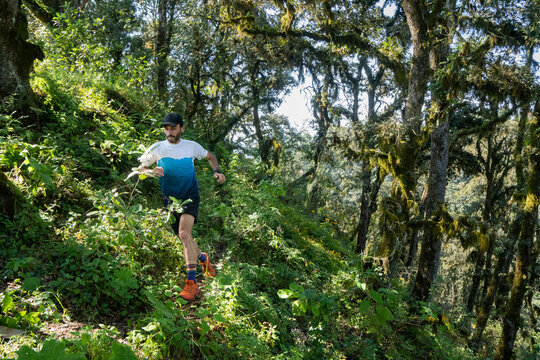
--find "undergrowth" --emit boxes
[1,54,479,360]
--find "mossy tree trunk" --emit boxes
[306,72,333,210]
[411,112,449,300]
[376,0,430,266]
[470,95,528,345]
[155,0,176,99]
[0,172,18,220]
[354,63,385,254]
[410,0,455,300]
[495,99,540,360]
[0,0,43,107]
[470,221,519,348]
[249,62,273,169]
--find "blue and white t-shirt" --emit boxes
[139,139,208,200]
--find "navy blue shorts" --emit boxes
[162,196,200,234]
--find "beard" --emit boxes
[167,133,181,143]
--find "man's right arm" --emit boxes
[139,165,164,177]
[138,143,164,177]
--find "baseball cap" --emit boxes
[162,113,184,127]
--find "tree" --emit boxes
[410,0,456,301]
[0,0,43,107]
[495,99,540,360]
[155,0,177,98]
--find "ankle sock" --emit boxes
[198,253,207,263]
[187,264,197,283]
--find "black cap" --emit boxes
[162,113,184,127]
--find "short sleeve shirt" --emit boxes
[139,139,208,200]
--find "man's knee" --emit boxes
[178,229,192,243]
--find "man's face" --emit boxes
[164,124,183,144]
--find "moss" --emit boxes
[0,171,22,220]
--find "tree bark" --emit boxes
[411,115,449,300]
[467,250,486,312]
[155,0,175,98]
[0,172,19,220]
[410,0,454,300]
[356,162,373,254]
[306,74,332,209]
[525,243,538,354]
[470,224,519,348]
[376,0,430,264]
[495,99,540,360]
[355,64,384,254]
[0,0,43,107]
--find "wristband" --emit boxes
[213,169,222,174]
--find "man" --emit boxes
[138,112,226,301]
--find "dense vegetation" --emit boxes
[1,0,538,359]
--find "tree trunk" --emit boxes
[355,64,384,254]
[480,238,495,303]
[410,0,454,300]
[411,115,449,300]
[155,0,175,98]
[0,172,18,220]
[376,0,430,264]
[467,252,486,312]
[495,99,540,360]
[0,0,43,107]
[356,167,383,253]
[470,223,519,348]
[495,83,531,313]
[525,244,538,354]
[249,67,272,168]
[306,76,332,209]
[356,161,372,254]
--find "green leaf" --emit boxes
[289,283,304,293]
[22,277,41,292]
[16,339,85,359]
[310,303,320,317]
[113,268,138,290]
[218,275,234,287]
[110,341,138,360]
[2,293,14,314]
[199,319,211,337]
[142,323,158,332]
[277,289,294,299]
[23,312,40,325]
[369,289,383,304]
[359,282,368,292]
[144,290,176,320]
[358,299,371,314]
[213,314,226,323]
[26,158,53,187]
[292,300,308,315]
[375,305,394,325]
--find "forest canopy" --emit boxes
[0,0,539,359]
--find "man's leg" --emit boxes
[178,214,200,301]
[178,213,200,268]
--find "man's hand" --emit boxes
[214,172,226,184]
[151,167,164,177]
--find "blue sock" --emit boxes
[198,253,207,263]
[187,264,197,283]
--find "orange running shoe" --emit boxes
[179,280,199,301]
[201,252,216,278]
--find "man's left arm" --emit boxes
[205,152,226,184]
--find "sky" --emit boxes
[276,85,314,133]
[277,49,540,134]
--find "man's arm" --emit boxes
[138,165,164,177]
[205,152,226,184]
